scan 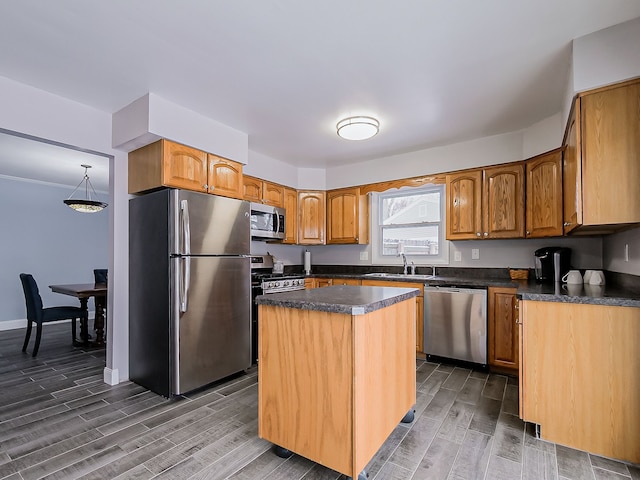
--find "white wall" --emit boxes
[0,75,129,384]
[0,176,109,326]
[572,16,640,93]
[603,227,640,275]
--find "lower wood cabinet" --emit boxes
[361,279,424,354]
[487,287,518,374]
[519,300,640,464]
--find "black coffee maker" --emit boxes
[534,247,571,282]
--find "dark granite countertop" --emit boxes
[303,271,640,308]
[255,285,420,315]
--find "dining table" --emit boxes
[49,282,107,347]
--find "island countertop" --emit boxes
[255,285,420,315]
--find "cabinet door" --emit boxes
[262,181,285,208]
[526,150,563,237]
[563,101,582,234]
[581,81,640,225]
[304,278,316,289]
[327,187,367,244]
[487,287,518,374]
[315,278,332,287]
[283,187,298,244]
[332,278,362,286]
[207,155,243,199]
[163,141,208,192]
[242,175,263,203]
[298,191,326,245]
[483,164,524,239]
[446,170,482,240]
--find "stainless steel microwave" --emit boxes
[250,202,285,240]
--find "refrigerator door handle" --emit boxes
[181,199,191,256]
[180,256,191,313]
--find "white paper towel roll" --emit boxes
[304,250,311,274]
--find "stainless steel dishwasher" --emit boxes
[423,285,487,365]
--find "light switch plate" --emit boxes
[454,251,462,262]
[360,251,369,261]
[472,248,479,260]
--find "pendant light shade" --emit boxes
[63,164,108,213]
[336,116,379,140]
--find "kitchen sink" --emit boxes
[363,272,435,280]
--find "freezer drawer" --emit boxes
[424,286,487,365]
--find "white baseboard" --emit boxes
[0,315,96,332]
[103,367,120,385]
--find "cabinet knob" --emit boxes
[203,184,208,189]
[563,222,571,227]
[526,231,530,235]
[476,232,481,237]
[484,232,488,237]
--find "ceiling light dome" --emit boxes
[336,116,379,140]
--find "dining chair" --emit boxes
[93,269,107,284]
[19,273,88,357]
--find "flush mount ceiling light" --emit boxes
[336,116,380,140]
[63,164,108,213]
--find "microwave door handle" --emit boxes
[275,211,281,235]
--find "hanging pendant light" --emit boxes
[63,164,108,213]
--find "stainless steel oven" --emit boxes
[250,255,305,364]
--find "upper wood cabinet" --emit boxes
[563,79,640,234]
[207,154,243,199]
[283,187,298,244]
[262,181,284,208]
[242,175,263,203]
[525,149,563,238]
[242,176,285,207]
[128,139,243,199]
[129,140,208,193]
[483,163,525,238]
[446,164,524,240]
[298,191,326,245]
[326,187,369,244]
[487,287,518,374]
[446,170,482,239]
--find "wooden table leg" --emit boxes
[79,297,89,347]
[94,295,105,346]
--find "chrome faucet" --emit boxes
[431,265,437,276]
[410,261,416,275]
[401,253,408,275]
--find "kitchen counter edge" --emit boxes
[255,285,420,315]
[309,274,640,308]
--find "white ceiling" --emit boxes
[1,1,640,188]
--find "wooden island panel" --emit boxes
[258,297,416,477]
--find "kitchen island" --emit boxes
[255,285,419,479]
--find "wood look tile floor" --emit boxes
[1,323,639,480]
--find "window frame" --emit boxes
[370,184,449,266]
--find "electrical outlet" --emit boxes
[472,248,480,260]
[360,251,368,261]
[625,244,629,262]
[454,251,462,262]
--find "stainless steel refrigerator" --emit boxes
[129,189,251,397]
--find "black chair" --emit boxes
[93,269,108,284]
[20,273,88,357]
